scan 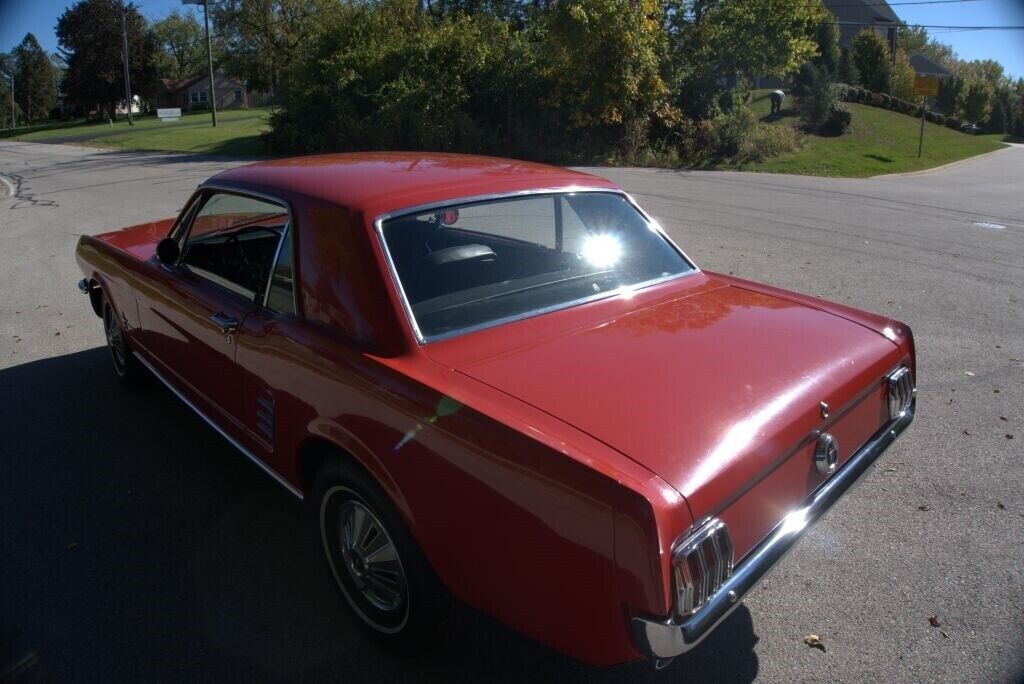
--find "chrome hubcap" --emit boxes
[337,501,406,613]
[105,310,126,374]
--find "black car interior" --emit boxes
[181,224,285,296]
[384,215,580,305]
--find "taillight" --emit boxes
[886,366,914,420]
[672,518,734,617]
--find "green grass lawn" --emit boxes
[722,91,1009,177]
[0,108,271,156]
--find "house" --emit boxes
[156,70,270,111]
[824,0,899,59]
[908,53,952,78]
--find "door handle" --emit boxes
[210,312,239,334]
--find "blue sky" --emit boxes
[1,0,1023,79]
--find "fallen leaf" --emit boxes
[67,542,78,550]
[940,629,949,638]
[918,505,930,511]
[1007,434,1015,440]
[929,614,941,627]
[996,500,1005,509]
[1000,416,1008,422]
[964,371,975,377]
[962,429,971,436]
[54,331,60,336]
[804,634,826,652]
[994,389,1001,394]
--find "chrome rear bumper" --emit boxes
[631,399,915,659]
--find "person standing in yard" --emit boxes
[770,89,785,114]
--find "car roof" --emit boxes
[206,152,619,219]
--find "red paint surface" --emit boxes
[75,153,914,666]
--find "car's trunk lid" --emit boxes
[435,282,903,558]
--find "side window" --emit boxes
[265,229,296,314]
[180,191,289,298]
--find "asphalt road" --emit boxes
[1,141,1022,683]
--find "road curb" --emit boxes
[0,173,14,199]
[871,145,1013,179]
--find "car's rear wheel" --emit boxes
[311,458,449,647]
[102,299,145,388]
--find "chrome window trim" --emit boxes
[262,221,299,314]
[181,264,258,301]
[132,350,303,500]
[372,186,701,346]
[174,184,295,308]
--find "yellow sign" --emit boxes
[913,75,940,97]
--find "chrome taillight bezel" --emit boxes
[672,518,734,618]
[886,366,915,420]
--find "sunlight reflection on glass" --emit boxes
[582,233,622,268]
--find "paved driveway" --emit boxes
[1,141,1022,682]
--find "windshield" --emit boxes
[379,191,695,341]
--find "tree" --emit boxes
[13,34,57,122]
[957,80,991,123]
[544,0,668,132]
[985,99,1007,134]
[935,74,963,115]
[897,24,957,71]
[852,29,891,93]
[212,0,323,94]
[812,15,839,77]
[0,54,21,127]
[798,63,832,129]
[667,0,825,118]
[891,49,916,102]
[153,11,206,81]
[985,86,1015,134]
[57,0,160,120]
[837,46,859,85]
[956,59,1005,88]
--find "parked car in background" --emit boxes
[960,122,983,134]
[75,153,916,667]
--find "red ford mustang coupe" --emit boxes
[75,153,915,667]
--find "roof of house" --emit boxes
[824,0,899,25]
[207,153,616,219]
[909,53,953,77]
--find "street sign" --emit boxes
[157,108,181,122]
[913,75,940,98]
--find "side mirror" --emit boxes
[156,237,180,266]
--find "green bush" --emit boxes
[798,64,838,132]
[265,5,551,157]
[833,83,853,101]
[712,106,758,157]
[737,122,802,162]
[821,102,851,135]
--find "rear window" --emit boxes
[379,191,694,341]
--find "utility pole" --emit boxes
[121,6,135,125]
[918,96,926,158]
[202,0,218,127]
[0,70,13,129]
